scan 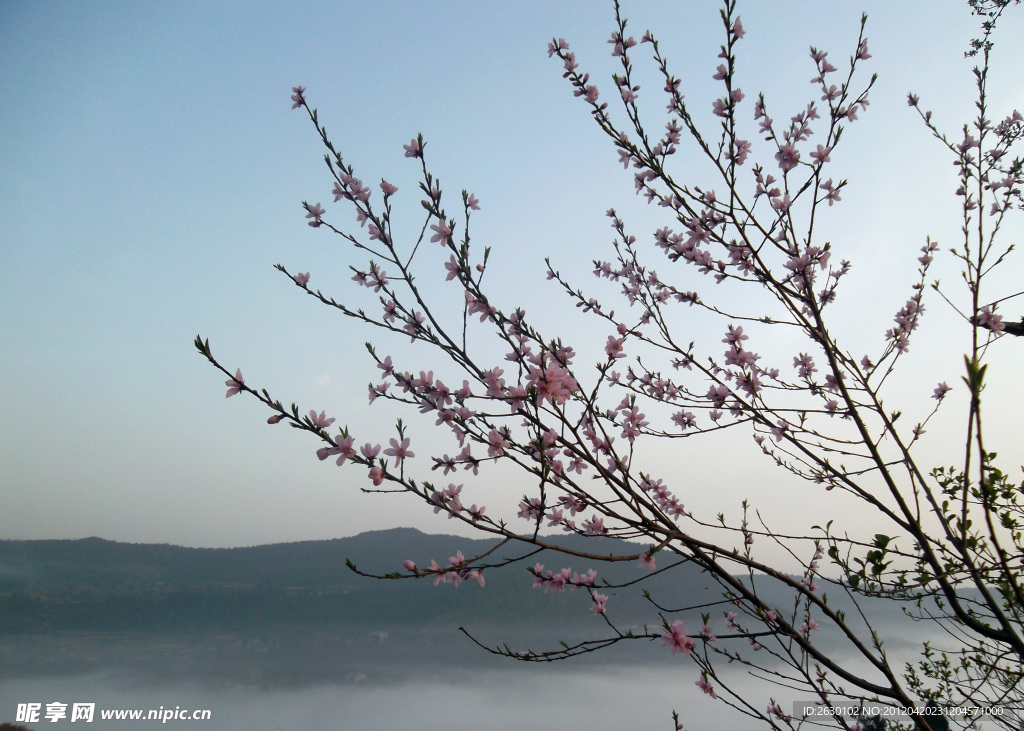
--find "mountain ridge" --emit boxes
[0,528,720,635]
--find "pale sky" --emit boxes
[2,1,1022,548]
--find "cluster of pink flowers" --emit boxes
[333,172,370,204]
[351,263,388,292]
[524,349,580,406]
[404,551,484,588]
[531,564,597,593]
[639,475,684,519]
[976,306,1004,333]
[888,297,924,354]
[661,620,696,656]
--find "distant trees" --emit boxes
[201,0,1023,728]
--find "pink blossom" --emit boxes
[384,437,414,464]
[605,335,626,359]
[466,193,480,210]
[465,292,494,322]
[919,239,939,266]
[482,366,506,397]
[575,569,597,586]
[267,414,285,424]
[794,352,816,378]
[810,144,831,164]
[671,411,696,430]
[335,434,356,462]
[444,255,462,282]
[582,515,607,537]
[819,178,841,206]
[932,382,951,400]
[661,620,695,655]
[367,384,388,407]
[607,32,636,57]
[224,369,244,398]
[559,493,587,515]
[775,144,800,172]
[486,428,509,458]
[771,419,789,442]
[309,410,335,430]
[380,180,398,195]
[722,325,748,345]
[317,433,355,465]
[430,219,453,245]
[547,37,568,57]
[305,202,325,227]
[799,618,821,633]
[696,676,717,698]
[977,306,1004,332]
[294,272,310,287]
[316,436,337,461]
[707,384,730,408]
[428,560,445,586]
[525,360,578,405]
[404,311,426,338]
[590,593,608,615]
[290,85,306,109]
[336,177,369,203]
[403,560,417,572]
[728,139,751,165]
[403,138,422,158]
[731,17,744,39]
[518,497,542,521]
[620,405,648,442]
[639,553,656,570]
[546,508,564,528]
[368,465,384,486]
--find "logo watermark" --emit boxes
[15,702,212,724]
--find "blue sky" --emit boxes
[2,1,1022,548]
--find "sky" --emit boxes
[2,1,1022,549]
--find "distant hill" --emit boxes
[0,528,722,634]
[0,530,923,687]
